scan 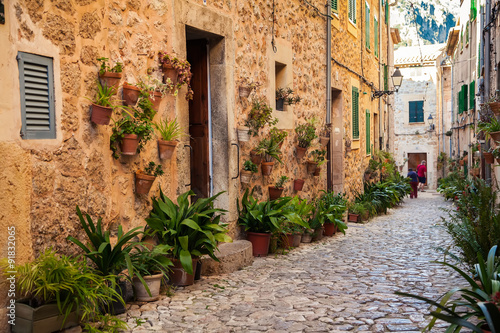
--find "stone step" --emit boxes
[200,240,253,276]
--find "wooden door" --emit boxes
[187,40,210,198]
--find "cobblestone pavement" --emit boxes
[123,191,464,332]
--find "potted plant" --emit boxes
[134,76,171,112]
[135,162,164,195]
[241,160,258,184]
[237,125,251,142]
[145,190,232,286]
[238,77,261,98]
[491,146,500,163]
[88,81,124,125]
[97,57,122,91]
[445,130,453,136]
[270,127,288,148]
[348,202,365,222]
[319,125,331,147]
[250,148,263,165]
[294,179,305,191]
[295,119,318,159]
[275,87,301,111]
[284,197,313,245]
[245,98,278,136]
[255,137,283,176]
[477,115,500,143]
[158,52,194,100]
[268,175,289,200]
[307,149,326,175]
[130,244,172,302]
[320,191,348,236]
[154,117,184,160]
[4,249,121,333]
[482,95,500,115]
[483,148,495,164]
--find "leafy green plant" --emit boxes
[270,127,288,145]
[255,136,282,163]
[477,115,500,139]
[295,119,318,148]
[158,52,193,100]
[130,244,172,277]
[97,57,122,75]
[274,175,289,188]
[245,98,278,136]
[243,160,258,173]
[239,77,261,90]
[142,161,164,177]
[110,112,155,159]
[275,87,301,105]
[154,117,185,141]
[311,149,327,165]
[145,190,232,275]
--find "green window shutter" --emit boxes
[458,90,463,114]
[478,42,481,78]
[374,18,378,57]
[469,81,475,110]
[385,0,388,24]
[352,87,359,139]
[416,101,424,122]
[463,85,468,111]
[17,52,56,140]
[366,110,371,154]
[331,0,338,13]
[365,3,370,49]
[409,101,424,123]
[384,64,388,91]
[465,21,469,45]
[471,0,477,21]
[349,0,357,24]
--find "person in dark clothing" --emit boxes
[407,168,418,199]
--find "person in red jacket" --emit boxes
[416,160,427,192]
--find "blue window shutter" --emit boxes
[409,101,416,123]
[18,52,55,140]
[416,101,424,122]
[409,101,424,123]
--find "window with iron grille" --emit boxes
[409,101,424,123]
[352,86,359,139]
[349,0,357,24]
[17,52,56,140]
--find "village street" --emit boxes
[122,191,463,333]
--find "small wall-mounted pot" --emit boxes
[162,63,179,85]
[158,140,177,160]
[120,134,140,156]
[306,161,318,174]
[91,104,113,125]
[293,179,305,191]
[238,86,252,98]
[296,146,307,159]
[319,136,330,147]
[122,83,140,106]
[313,166,321,176]
[135,172,156,194]
[240,170,253,184]
[268,186,283,200]
[237,126,250,142]
[261,161,274,176]
[251,150,263,165]
[148,91,163,112]
[99,72,122,91]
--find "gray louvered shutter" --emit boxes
[18,52,56,139]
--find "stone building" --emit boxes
[391,44,445,189]
[0,0,395,329]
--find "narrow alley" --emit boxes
[123,192,462,332]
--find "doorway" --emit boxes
[328,88,343,192]
[408,152,427,184]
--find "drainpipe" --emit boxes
[326,1,332,191]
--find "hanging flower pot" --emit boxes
[293,179,305,191]
[307,161,318,174]
[276,98,285,111]
[246,232,271,257]
[488,101,500,115]
[484,152,494,164]
[313,166,321,177]
[158,140,177,160]
[268,186,283,200]
[99,72,122,91]
[122,83,140,106]
[323,222,336,237]
[319,136,330,147]
[250,150,263,165]
[490,131,500,143]
[162,63,179,85]
[240,170,253,184]
[120,134,140,156]
[91,104,113,125]
[296,146,307,159]
[237,126,250,142]
[261,161,274,176]
[148,91,163,113]
[470,168,480,177]
[238,86,252,98]
[135,172,156,194]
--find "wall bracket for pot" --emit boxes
[231,142,239,179]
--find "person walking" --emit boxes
[416,160,427,192]
[407,168,419,199]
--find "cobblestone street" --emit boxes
[124,192,463,332]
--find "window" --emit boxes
[349,0,357,24]
[409,101,424,123]
[458,90,463,114]
[469,81,475,110]
[462,84,468,111]
[352,86,359,139]
[17,52,56,139]
[366,109,371,154]
[331,0,338,14]
[365,2,370,49]
[374,17,379,57]
[385,0,388,24]
[471,0,477,21]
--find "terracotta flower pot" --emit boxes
[99,72,121,91]
[238,86,252,98]
[246,232,271,257]
[158,140,177,160]
[296,146,307,159]
[122,83,140,106]
[488,101,500,115]
[268,186,283,200]
[250,150,263,165]
[323,222,336,237]
[240,170,252,184]
[135,172,156,194]
[282,233,294,248]
[132,273,162,302]
[496,158,500,164]
[162,63,179,85]
[91,103,113,125]
[120,134,140,156]
[292,234,302,247]
[261,161,274,176]
[483,152,494,164]
[301,232,313,243]
[293,179,305,191]
[490,131,500,143]
[313,166,321,176]
[348,213,359,222]
[168,258,198,286]
[148,91,163,112]
[312,227,324,241]
[237,126,250,142]
[319,136,330,147]
[307,161,318,174]
[470,168,480,177]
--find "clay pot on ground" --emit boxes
[301,231,313,243]
[313,166,321,176]
[348,213,360,222]
[122,83,141,106]
[323,222,337,237]
[99,72,121,91]
[312,227,324,241]
[307,161,318,174]
[168,258,198,286]
[490,131,500,143]
[281,233,294,248]
[120,134,140,156]
[237,126,250,142]
[135,172,156,194]
[261,161,274,176]
[240,170,252,184]
[162,63,179,85]
[296,146,307,159]
[268,186,284,200]
[91,104,113,125]
[14,303,79,333]
[132,273,162,302]
[246,232,271,257]
[484,152,494,164]
[158,140,177,160]
[292,234,302,247]
[250,150,263,165]
[319,136,330,147]
[148,91,163,112]
[238,86,252,98]
[293,179,305,191]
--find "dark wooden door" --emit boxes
[187,40,209,198]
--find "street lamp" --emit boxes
[427,114,435,131]
[372,67,404,99]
